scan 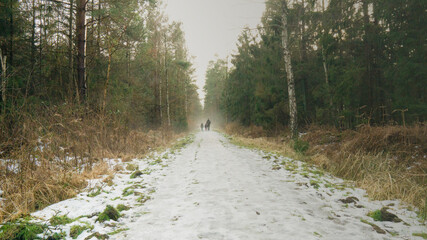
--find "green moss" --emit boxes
[141,168,152,175]
[310,180,321,189]
[413,233,427,239]
[47,232,66,240]
[108,228,130,235]
[96,205,120,223]
[368,208,402,222]
[130,170,143,179]
[368,210,383,221]
[0,221,45,240]
[122,187,134,197]
[70,224,93,239]
[137,195,151,203]
[49,215,74,226]
[116,204,130,212]
[149,158,162,165]
[88,188,102,197]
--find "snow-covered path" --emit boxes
[121,131,422,240]
[31,131,425,240]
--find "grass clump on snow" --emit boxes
[108,228,130,235]
[368,207,402,222]
[49,214,74,226]
[116,204,130,212]
[413,233,427,239]
[88,187,102,197]
[70,223,94,239]
[0,220,45,240]
[122,187,134,197]
[96,205,120,223]
[130,170,143,179]
[126,164,139,171]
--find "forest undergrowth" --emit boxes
[0,104,180,223]
[225,122,427,221]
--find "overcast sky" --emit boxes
[163,0,266,103]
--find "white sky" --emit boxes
[163,0,266,103]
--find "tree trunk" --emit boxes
[0,50,7,115]
[102,47,112,113]
[76,0,87,103]
[31,0,36,87]
[164,33,171,127]
[321,0,333,112]
[9,0,14,67]
[69,0,74,100]
[281,0,298,138]
[362,0,374,111]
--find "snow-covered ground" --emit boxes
[28,131,425,239]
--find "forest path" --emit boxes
[121,131,413,240]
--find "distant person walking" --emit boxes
[205,119,211,131]
[200,123,204,131]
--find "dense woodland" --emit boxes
[0,0,201,138]
[0,0,203,221]
[204,0,426,133]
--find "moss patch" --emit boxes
[413,233,427,239]
[368,207,402,222]
[96,205,120,223]
[116,204,130,212]
[0,221,45,240]
[130,170,143,179]
[49,214,74,226]
[70,223,93,239]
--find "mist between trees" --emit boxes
[204,0,426,132]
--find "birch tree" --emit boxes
[281,0,298,138]
[0,49,6,115]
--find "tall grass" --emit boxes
[225,123,427,219]
[0,104,177,222]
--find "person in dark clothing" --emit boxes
[200,123,204,131]
[205,119,211,131]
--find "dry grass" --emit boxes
[0,105,179,222]
[225,122,427,219]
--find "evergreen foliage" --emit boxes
[204,0,426,130]
[0,0,202,137]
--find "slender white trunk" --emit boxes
[0,50,7,115]
[321,0,333,109]
[164,33,171,127]
[281,0,298,138]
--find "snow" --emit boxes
[27,132,425,239]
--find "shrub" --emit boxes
[96,205,120,223]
